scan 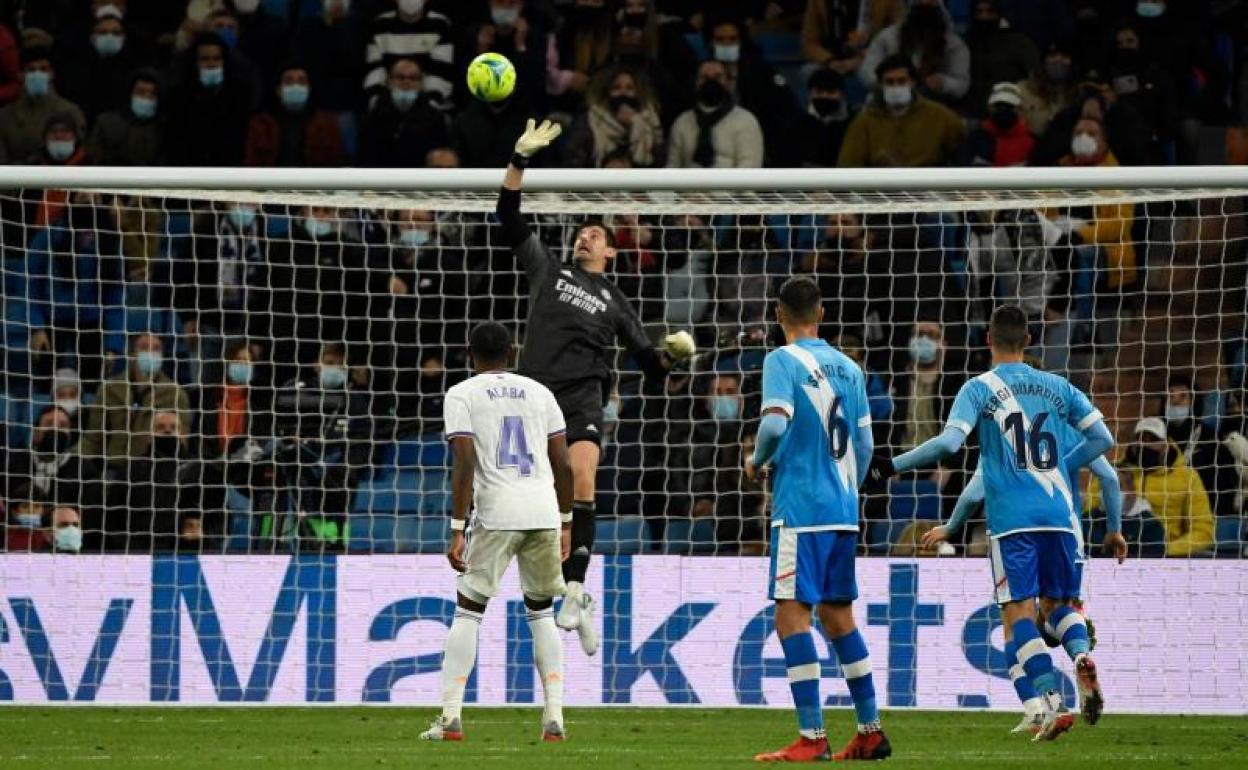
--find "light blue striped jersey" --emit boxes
[946,363,1102,537]
[761,338,870,530]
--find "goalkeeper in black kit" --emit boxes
[496,119,697,655]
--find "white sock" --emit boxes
[440,608,482,720]
[1023,697,1044,718]
[528,606,564,725]
[565,581,584,602]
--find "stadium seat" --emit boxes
[348,515,399,553]
[411,517,450,554]
[1215,517,1243,557]
[395,433,448,467]
[887,480,941,521]
[352,472,426,516]
[594,516,652,555]
[661,517,718,555]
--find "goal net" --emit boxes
[0,167,1244,712]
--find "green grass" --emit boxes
[0,708,1244,768]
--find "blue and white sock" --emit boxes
[1005,639,1044,717]
[780,632,825,739]
[831,629,881,734]
[1012,618,1060,699]
[1045,605,1091,663]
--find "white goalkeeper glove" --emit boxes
[514,118,562,158]
[663,331,697,361]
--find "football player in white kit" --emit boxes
[420,322,574,743]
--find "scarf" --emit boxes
[693,100,733,168]
[587,102,661,167]
[216,215,262,309]
[218,385,248,450]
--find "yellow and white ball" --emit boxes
[466,52,516,103]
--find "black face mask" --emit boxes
[696,79,727,108]
[970,17,998,36]
[619,11,647,31]
[906,5,945,32]
[152,435,181,458]
[811,97,847,121]
[36,429,73,455]
[990,107,1018,130]
[1138,447,1164,469]
[608,94,641,113]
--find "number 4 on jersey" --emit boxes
[498,415,535,477]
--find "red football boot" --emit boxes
[831,730,892,761]
[754,735,832,762]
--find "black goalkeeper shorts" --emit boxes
[550,380,606,447]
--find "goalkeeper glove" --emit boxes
[663,331,697,361]
[862,453,896,492]
[514,118,562,158]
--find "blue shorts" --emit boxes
[768,527,858,605]
[990,531,1082,605]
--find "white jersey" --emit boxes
[443,371,566,530]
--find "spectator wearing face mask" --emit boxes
[2,405,106,551]
[165,32,257,166]
[52,368,84,418]
[889,320,964,452]
[196,338,270,459]
[56,9,149,123]
[359,57,449,167]
[79,332,190,472]
[599,0,692,128]
[292,0,369,113]
[963,0,1038,117]
[87,69,166,165]
[29,112,88,166]
[1032,69,1156,167]
[838,54,963,168]
[267,207,381,380]
[173,200,271,381]
[107,408,211,552]
[955,82,1034,167]
[245,62,347,167]
[1164,376,1241,519]
[667,59,763,168]
[689,374,766,553]
[858,0,969,105]
[780,68,850,167]
[1106,20,1177,161]
[705,15,800,166]
[363,0,455,111]
[47,505,84,553]
[1051,117,1138,306]
[1122,416,1214,557]
[1016,39,1077,136]
[564,66,664,167]
[0,46,86,164]
[2,487,50,552]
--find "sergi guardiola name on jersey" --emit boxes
[980,380,1066,419]
[555,277,608,315]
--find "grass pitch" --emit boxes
[0,707,1244,768]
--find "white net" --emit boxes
[0,176,1245,710]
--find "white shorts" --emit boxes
[457,525,566,604]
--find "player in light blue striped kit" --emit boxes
[746,277,891,762]
[868,305,1115,742]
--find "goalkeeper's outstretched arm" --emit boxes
[497,119,563,249]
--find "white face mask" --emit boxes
[490,6,520,28]
[1071,132,1099,157]
[55,397,80,415]
[234,0,262,13]
[714,44,740,63]
[1165,404,1191,423]
[397,0,425,16]
[882,84,912,110]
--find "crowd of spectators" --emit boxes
[1,0,1247,556]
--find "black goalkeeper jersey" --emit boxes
[496,188,664,394]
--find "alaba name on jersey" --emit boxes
[947,363,1102,538]
[443,371,567,530]
[761,338,871,531]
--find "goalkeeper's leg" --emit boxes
[556,434,601,656]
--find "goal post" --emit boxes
[0,165,1244,711]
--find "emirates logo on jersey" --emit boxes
[554,277,608,315]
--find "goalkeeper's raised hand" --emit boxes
[514,118,562,159]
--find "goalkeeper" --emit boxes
[496,119,697,656]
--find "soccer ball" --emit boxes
[466,52,516,103]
